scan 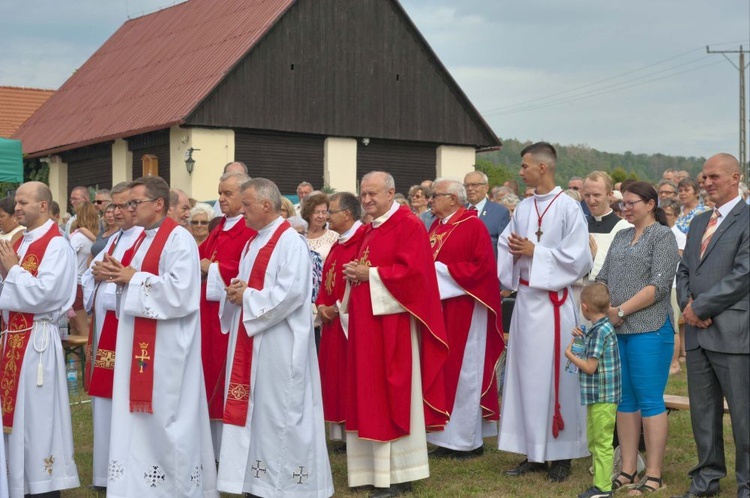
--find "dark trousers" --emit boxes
[686,347,750,498]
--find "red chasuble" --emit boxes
[315,224,365,424]
[198,217,256,419]
[345,205,449,442]
[1,223,60,432]
[428,208,505,421]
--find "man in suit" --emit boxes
[464,171,510,258]
[675,153,749,498]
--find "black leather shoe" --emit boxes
[429,445,484,459]
[670,492,719,498]
[504,459,548,476]
[87,485,106,493]
[369,481,413,498]
[547,459,571,482]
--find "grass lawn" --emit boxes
[61,366,737,497]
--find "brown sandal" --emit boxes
[612,470,637,491]
[628,475,665,495]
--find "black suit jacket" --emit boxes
[676,199,750,354]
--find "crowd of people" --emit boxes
[0,144,746,498]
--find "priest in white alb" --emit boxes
[0,181,80,498]
[217,178,333,498]
[497,142,593,483]
[98,176,217,497]
[81,181,144,490]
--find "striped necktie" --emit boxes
[700,209,720,259]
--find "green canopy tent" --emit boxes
[0,138,23,183]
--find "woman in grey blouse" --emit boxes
[597,182,679,495]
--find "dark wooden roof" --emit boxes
[188,0,500,147]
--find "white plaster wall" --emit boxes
[324,137,357,193]
[169,126,235,201]
[47,155,68,209]
[111,138,133,185]
[436,145,476,180]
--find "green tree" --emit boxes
[611,167,628,184]
[475,156,514,188]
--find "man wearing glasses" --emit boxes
[82,181,145,491]
[463,171,510,259]
[657,180,678,204]
[99,176,217,497]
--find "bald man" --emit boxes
[676,153,749,498]
[0,181,80,497]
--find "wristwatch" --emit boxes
[617,307,625,319]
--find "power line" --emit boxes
[486,59,724,117]
[484,40,749,116]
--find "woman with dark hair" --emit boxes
[0,196,24,245]
[596,182,680,495]
[675,177,706,234]
[301,192,338,261]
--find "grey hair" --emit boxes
[297,181,313,189]
[657,179,677,191]
[189,202,215,222]
[500,193,520,209]
[465,170,489,184]
[223,161,248,174]
[433,177,467,205]
[219,171,250,184]
[361,171,395,190]
[287,215,308,232]
[111,182,131,196]
[241,178,282,212]
[329,192,362,220]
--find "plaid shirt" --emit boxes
[578,317,622,405]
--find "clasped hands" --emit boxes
[343,261,369,283]
[94,253,137,285]
[683,298,712,329]
[507,232,535,259]
[226,278,248,305]
[0,240,19,279]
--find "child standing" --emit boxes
[566,282,622,498]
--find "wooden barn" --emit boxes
[13,0,499,206]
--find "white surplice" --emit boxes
[107,224,217,498]
[81,225,144,487]
[497,187,593,462]
[217,216,333,498]
[0,219,80,497]
[427,262,495,451]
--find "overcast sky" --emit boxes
[1,0,748,158]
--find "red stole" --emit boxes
[85,230,144,398]
[1,223,61,432]
[223,221,291,426]
[345,205,449,441]
[429,208,505,421]
[129,217,178,413]
[198,216,256,419]
[315,224,365,424]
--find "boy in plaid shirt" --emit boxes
[565,282,622,498]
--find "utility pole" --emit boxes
[707,45,750,180]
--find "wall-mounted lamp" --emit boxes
[362,138,370,146]
[184,147,200,175]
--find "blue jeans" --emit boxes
[617,318,674,417]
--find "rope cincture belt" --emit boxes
[519,278,568,438]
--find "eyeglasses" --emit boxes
[569,186,580,191]
[127,199,157,210]
[658,190,676,196]
[94,200,109,205]
[429,193,454,199]
[463,182,487,189]
[190,220,209,226]
[328,209,347,215]
[619,199,644,210]
[112,203,129,211]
